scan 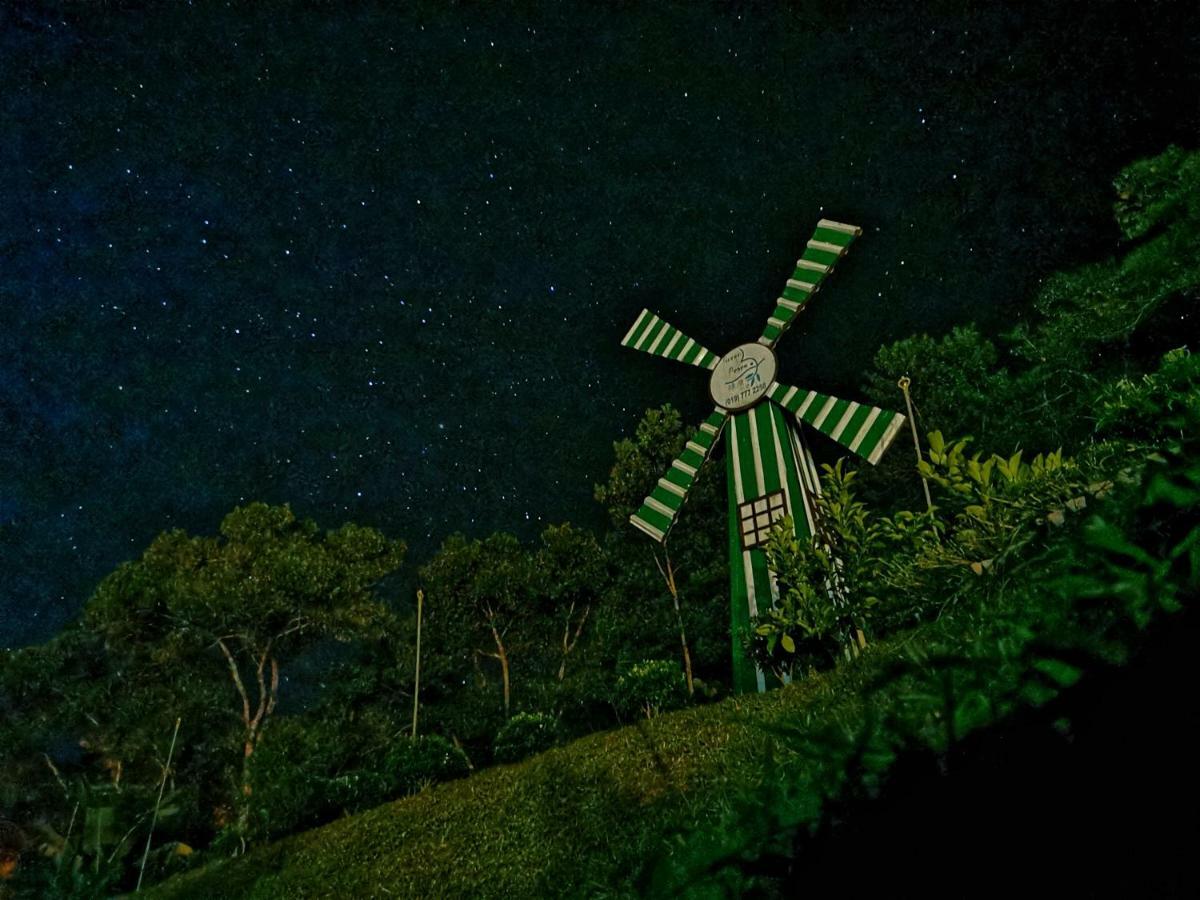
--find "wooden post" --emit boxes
[898,376,934,513]
[411,588,424,739]
[136,716,181,892]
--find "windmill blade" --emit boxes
[767,382,905,465]
[621,308,720,370]
[759,219,863,347]
[629,408,729,542]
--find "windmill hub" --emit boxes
[709,343,777,411]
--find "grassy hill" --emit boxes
[142,593,1193,899]
[141,651,890,898]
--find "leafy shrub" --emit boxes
[755,460,882,681]
[244,722,470,843]
[754,434,1098,677]
[384,735,470,793]
[1095,346,1200,443]
[492,713,561,763]
[615,660,687,720]
[243,718,336,841]
[323,769,393,812]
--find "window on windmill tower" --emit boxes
[738,490,788,550]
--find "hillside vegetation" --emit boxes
[3,145,1198,897]
[144,415,1199,896]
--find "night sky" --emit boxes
[3,1,1198,648]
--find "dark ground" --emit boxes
[787,600,1200,897]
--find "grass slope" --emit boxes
[142,642,917,899]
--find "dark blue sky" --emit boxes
[2,1,1197,647]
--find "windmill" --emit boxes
[619,219,907,694]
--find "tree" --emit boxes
[862,325,1008,446]
[534,523,605,683]
[594,404,690,529]
[83,503,404,839]
[594,404,729,689]
[421,532,533,719]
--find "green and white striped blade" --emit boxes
[621,308,720,370]
[759,219,863,348]
[767,381,905,465]
[629,408,728,543]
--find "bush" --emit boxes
[383,735,470,794]
[492,712,561,763]
[243,719,335,841]
[615,660,687,720]
[323,769,394,813]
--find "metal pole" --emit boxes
[898,376,934,513]
[411,588,424,739]
[136,716,181,892]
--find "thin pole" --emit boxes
[654,548,694,697]
[898,376,934,513]
[136,716,181,892]
[411,588,424,739]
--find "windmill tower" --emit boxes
[619,219,907,693]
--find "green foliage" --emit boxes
[86,503,404,650]
[911,430,1093,574]
[242,719,470,846]
[534,522,606,684]
[883,431,1095,627]
[420,531,535,725]
[15,143,1200,900]
[1095,346,1200,443]
[756,432,1095,668]
[492,712,561,764]
[615,660,687,720]
[0,503,405,893]
[863,324,1008,441]
[242,717,344,842]
[1004,146,1200,449]
[593,404,688,528]
[1060,404,1200,635]
[860,145,1200,458]
[535,524,605,609]
[646,418,1200,895]
[592,404,729,686]
[1112,143,1200,240]
[384,735,470,793]
[754,462,882,679]
[139,427,1198,898]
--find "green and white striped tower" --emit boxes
[619,219,907,694]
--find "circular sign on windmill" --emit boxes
[709,343,777,411]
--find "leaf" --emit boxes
[1032,658,1082,688]
[1085,518,1156,563]
[1146,474,1200,507]
[967,457,983,483]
